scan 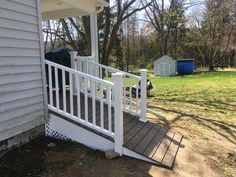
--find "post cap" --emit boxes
[112,72,124,77]
[69,51,78,56]
[139,69,148,72]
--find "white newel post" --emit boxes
[140,69,148,122]
[112,72,124,155]
[69,51,78,95]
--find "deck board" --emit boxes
[152,130,175,162]
[161,133,182,167]
[134,124,161,154]
[143,126,169,157]
[124,117,139,134]
[125,122,153,149]
[124,121,145,144]
[50,91,183,169]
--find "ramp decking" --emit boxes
[49,92,183,169]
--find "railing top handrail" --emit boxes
[75,56,141,80]
[45,60,114,87]
[76,56,94,60]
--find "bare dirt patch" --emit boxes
[0,133,221,177]
[147,97,236,177]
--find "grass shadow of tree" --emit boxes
[148,100,236,145]
[157,97,236,113]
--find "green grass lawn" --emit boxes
[149,71,236,114]
[144,70,236,176]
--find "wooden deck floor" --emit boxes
[50,92,183,168]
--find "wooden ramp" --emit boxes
[123,116,183,168]
[49,93,183,169]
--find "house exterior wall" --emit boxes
[0,0,46,143]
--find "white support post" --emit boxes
[94,12,100,78]
[90,13,96,62]
[93,13,99,64]
[140,69,148,122]
[112,72,124,156]
[69,51,78,95]
[90,12,99,77]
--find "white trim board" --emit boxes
[47,114,114,152]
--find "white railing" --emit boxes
[70,52,147,122]
[45,60,125,143]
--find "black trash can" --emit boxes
[45,48,73,88]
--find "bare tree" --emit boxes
[122,12,138,71]
[42,1,153,65]
[99,0,153,65]
[42,20,62,52]
[142,0,187,58]
[196,0,235,70]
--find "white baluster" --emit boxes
[100,84,104,128]
[123,75,126,109]
[99,67,102,79]
[84,77,88,122]
[129,79,132,112]
[76,76,81,118]
[55,67,59,109]
[62,70,67,112]
[92,80,96,124]
[48,64,53,106]
[136,79,139,113]
[105,70,108,79]
[69,72,74,115]
[107,86,112,132]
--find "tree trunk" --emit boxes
[160,0,165,56]
[208,59,215,71]
[126,36,130,72]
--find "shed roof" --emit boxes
[177,59,195,61]
[154,55,175,63]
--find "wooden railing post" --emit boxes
[140,69,148,122]
[112,72,124,155]
[69,51,78,95]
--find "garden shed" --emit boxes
[154,55,176,77]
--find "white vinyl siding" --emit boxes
[0,16,39,33]
[0,0,45,141]
[0,1,37,16]
[0,37,40,49]
[0,28,40,41]
[12,0,37,8]
[0,7,38,24]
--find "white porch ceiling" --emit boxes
[41,0,108,20]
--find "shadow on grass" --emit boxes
[194,71,236,76]
[149,99,236,145]
[156,97,236,113]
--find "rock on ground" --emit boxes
[105,151,120,159]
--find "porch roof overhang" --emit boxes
[41,0,108,20]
